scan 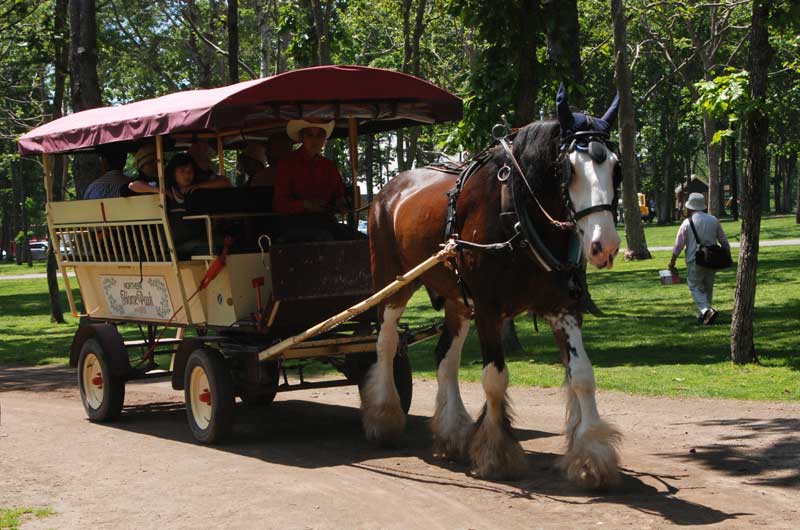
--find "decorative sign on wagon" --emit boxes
[100,275,173,320]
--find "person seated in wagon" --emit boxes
[272,119,360,242]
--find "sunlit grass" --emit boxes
[0,507,55,530]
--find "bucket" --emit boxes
[659,269,680,285]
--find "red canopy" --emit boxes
[18,65,462,155]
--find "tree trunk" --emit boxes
[69,0,102,198]
[731,0,772,365]
[227,0,239,83]
[308,0,332,65]
[256,0,272,77]
[611,0,650,259]
[543,0,583,107]
[786,154,796,214]
[512,0,541,126]
[501,318,524,356]
[730,131,739,220]
[48,0,69,324]
[703,112,723,217]
[774,155,783,213]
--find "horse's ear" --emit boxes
[556,83,574,132]
[601,93,620,127]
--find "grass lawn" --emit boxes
[0,245,797,401]
[0,261,47,276]
[619,214,799,247]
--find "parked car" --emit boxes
[28,241,49,261]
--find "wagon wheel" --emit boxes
[240,361,280,408]
[184,348,235,444]
[346,339,413,414]
[77,338,125,422]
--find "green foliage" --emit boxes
[0,507,55,530]
[695,69,750,144]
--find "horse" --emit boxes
[363,85,623,489]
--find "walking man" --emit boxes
[668,192,731,325]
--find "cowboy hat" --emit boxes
[286,119,335,143]
[686,192,706,211]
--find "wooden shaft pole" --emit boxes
[217,135,225,176]
[348,118,360,213]
[258,243,456,361]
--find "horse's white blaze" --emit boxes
[569,150,621,269]
[361,305,406,442]
[432,317,472,454]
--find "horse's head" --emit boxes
[556,84,622,269]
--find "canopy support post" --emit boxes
[348,118,360,227]
[217,135,224,176]
[156,135,194,325]
[43,153,78,316]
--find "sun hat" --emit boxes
[686,192,706,211]
[134,144,156,170]
[242,143,267,165]
[286,119,335,143]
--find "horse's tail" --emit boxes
[425,285,446,311]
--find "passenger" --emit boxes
[83,148,131,199]
[247,134,292,188]
[126,144,159,195]
[272,119,347,215]
[188,142,233,187]
[238,143,268,187]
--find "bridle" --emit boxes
[556,130,622,223]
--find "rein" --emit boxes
[436,127,620,277]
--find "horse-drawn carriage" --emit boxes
[22,68,626,489]
[19,65,461,443]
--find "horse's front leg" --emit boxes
[547,312,621,489]
[361,304,407,445]
[431,299,474,460]
[468,312,528,480]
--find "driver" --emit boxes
[272,119,347,215]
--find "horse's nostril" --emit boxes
[591,241,603,256]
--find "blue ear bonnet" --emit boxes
[556,83,619,140]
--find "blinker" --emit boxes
[588,141,607,164]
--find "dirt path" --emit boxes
[1,365,798,530]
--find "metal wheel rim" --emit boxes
[82,352,104,409]
[189,365,212,430]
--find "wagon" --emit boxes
[19,65,462,443]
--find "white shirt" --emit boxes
[672,211,730,263]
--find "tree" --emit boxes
[69,0,102,198]
[611,0,650,260]
[730,0,773,364]
[228,0,239,83]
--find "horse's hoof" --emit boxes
[361,399,406,446]
[468,421,528,480]
[432,411,473,461]
[559,420,621,489]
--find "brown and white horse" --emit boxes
[363,86,623,488]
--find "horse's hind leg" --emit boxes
[431,299,473,460]
[468,313,527,480]
[547,313,621,489]
[361,292,414,445]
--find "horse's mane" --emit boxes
[505,119,562,193]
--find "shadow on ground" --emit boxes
[94,395,745,527]
[0,364,75,392]
[666,417,800,488]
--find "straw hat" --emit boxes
[686,192,706,211]
[242,143,267,165]
[134,144,156,170]
[286,119,335,143]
